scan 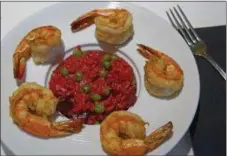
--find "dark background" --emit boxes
[189,25,226,156]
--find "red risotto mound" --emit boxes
[49,46,137,125]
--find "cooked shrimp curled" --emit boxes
[9,82,83,138]
[100,111,173,156]
[13,25,62,80]
[71,8,134,45]
[137,44,184,98]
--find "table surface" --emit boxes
[1,2,226,156]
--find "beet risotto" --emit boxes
[49,46,137,125]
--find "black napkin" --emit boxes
[189,25,226,156]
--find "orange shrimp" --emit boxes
[9,82,83,138]
[100,111,173,156]
[13,25,62,80]
[71,8,134,45]
[137,44,184,97]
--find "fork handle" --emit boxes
[204,54,226,80]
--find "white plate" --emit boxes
[1,2,200,155]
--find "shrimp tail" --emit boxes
[70,10,98,32]
[16,57,26,79]
[137,44,153,59]
[137,44,161,59]
[43,119,84,137]
[18,118,84,138]
[52,119,84,133]
[144,121,173,152]
[70,9,117,32]
[13,41,31,80]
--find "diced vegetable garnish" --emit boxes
[102,54,111,62]
[94,103,105,113]
[94,121,100,124]
[91,94,102,102]
[60,67,68,76]
[103,88,110,96]
[81,84,90,93]
[111,55,118,61]
[75,72,83,81]
[132,79,136,85]
[99,69,108,77]
[102,61,111,70]
[73,48,83,57]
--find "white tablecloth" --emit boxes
[1,1,225,156]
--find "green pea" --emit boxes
[73,48,83,57]
[132,79,136,85]
[111,55,119,61]
[99,69,108,77]
[103,88,110,96]
[102,54,111,62]
[60,67,68,76]
[102,61,111,70]
[94,103,105,113]
[81,84,90,93]
[75,72,83,82]
[94,121,100,125]
[91,94,102,102]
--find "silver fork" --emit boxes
[166,5,226,80]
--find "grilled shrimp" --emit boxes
[71,8,134,45]
[9,82,83,138]
[137,44,184,98]
[100,111,173,156]
[13,25,62,80]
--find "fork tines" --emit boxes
[166,5,201,46]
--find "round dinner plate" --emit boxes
[1,2,200,155]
